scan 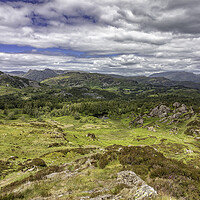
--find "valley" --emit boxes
[0,70,200,200]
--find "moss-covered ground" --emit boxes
[0,113,200,199]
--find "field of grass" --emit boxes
[0,86,19,96]
[0,111,200,199]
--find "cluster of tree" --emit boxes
[0,85,200,120]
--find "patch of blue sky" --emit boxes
[0,44,120,58]
[0,44,87,57]
[0,44,34,53]
[0,0,48,3]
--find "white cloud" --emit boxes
[0,0,199,75]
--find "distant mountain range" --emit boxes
[18,68,83,82]
[5,71,26,76]
[0,71,40,88]
[22,69,58,82]
[5,69,200,83]
[2,69,200,90]
[150,71,200,83]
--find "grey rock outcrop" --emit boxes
[136,118,144,126]
[116,171,157,200]
[147,126,156,132]
[85,171,157,200]
[149,105,170,118]
[170,112,182,119]
[177,104,187,113]
[130,116,144,127]
[173,102,181,108]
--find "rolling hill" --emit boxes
[0,72,40,88]
[5,68,200,90]
[41,71,200,91]
[41,71,138,88]
[0,68,200,199]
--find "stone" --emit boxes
[149,105,170,118]
[8,156,19,160]
[130,116,144,127]
[177,104,187,113]
[86,133,96,140]
[90,194,113,200]
[147,126,156,132]
[173,102,181,108]
[137,118,144,125]
[116,171,157,200]
[171,112,182,119]
[185,149,193,154]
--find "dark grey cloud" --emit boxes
[142,0,200,34]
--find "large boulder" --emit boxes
[149,105,170,118]
[170,112,182,119]
[116,171,157,200]
[130,116,144,127]
[177,104,187,113]
[173,102,181,108]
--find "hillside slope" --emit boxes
[0,103,199,199]
[150,71,200,83]
[23,69,57,82]
[129,76,200,90]
[0,72,40,88]
[42,72,138,88]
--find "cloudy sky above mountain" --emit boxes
[0,0,200,76]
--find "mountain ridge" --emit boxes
[150,71,200,83]
[2,69,200,90]
[0,72,40,88]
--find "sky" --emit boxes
[0,0,200,76]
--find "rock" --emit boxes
[137,118,144,126]
[147,126,156,132]
[90,194,113,200]
[185,149,193,154]
[86,133,96,140]
[173,102,181,108]
[169,128,178,135]
[177,104,187,113]
[8,156,18,160]
[29,158,47,167]
[130,116,144,127]
[134,185,158,200]
[117,171,143,187]
[158,117,167,122]
[184,114,191,120]
[117,171,157,200]
[149,105,170,118]
[184,128,200,136]
[171,112,182,119]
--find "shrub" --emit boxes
[74,112,81,120]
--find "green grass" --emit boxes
[0,114,198,164]
[0,86,19,96]
[0,113,199,199]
